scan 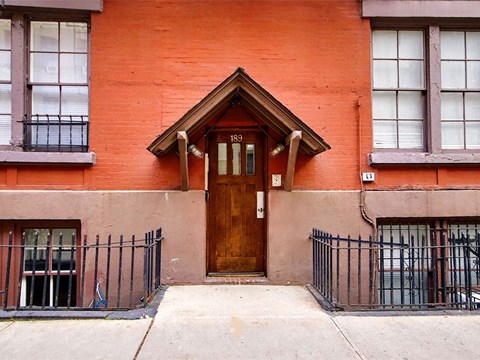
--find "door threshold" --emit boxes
[207,272,265,277]
[205,273,268,284]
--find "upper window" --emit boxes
[441,31,480,150]
[26,21,89,152]
[0,19,11,146]
[0,13,89,153]
[372,30,425,149]
[372,28,480,153]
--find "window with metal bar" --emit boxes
[22,228,78,307]
[0,19,11,146]
[25,21,89,152]
[377,219,480,309]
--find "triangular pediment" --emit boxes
[147,68,330,156]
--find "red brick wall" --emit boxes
[1,0,477,191]
[87,0,372,191]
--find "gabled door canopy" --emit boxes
[147,68,330,157]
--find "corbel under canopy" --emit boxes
[147,68,331,191]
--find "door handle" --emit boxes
[257,191,264,218]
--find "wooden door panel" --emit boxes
[208,130,265,273]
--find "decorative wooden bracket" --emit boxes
[177,131,189,191]
[284,131,302,192]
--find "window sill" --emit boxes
[369,152,480,166]
[0,151,96,165]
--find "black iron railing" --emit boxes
[0,229,162,311]
[23,114,89,152]
[311,227,480,311]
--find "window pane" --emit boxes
[246,144,255,175]
[31,22,58,52]
[373,60,398,88]
[60,54,87,83]
[24,229,49,272]
[467,61,480,89]
[0,19,11,50]
[31,120,59,146]
[373,30,397,59]
[61,86,88,115]
[465,92,480,120]
[52,229,76,271]
[30,53,58,83]
[373,120,397,148]
[399,60,424,88]
[0,114,10,145]
[398,121,423,148]
[60,22,88,53]
[466,32,480,60]
[52,229,76,246]
[441,61,466,89]
[32,86,60,115]
[441,93,464,120]
[232,143,241,175]
[399,31,423,59]
[0,84,12,113]
[441,31,465,60]
[466,122,480,149]
[442,122,464,149]
[372,91,396,119]
[398,91,424,119]
[59,118,88,146]
[0,50,11,81]
[218,143,227,175]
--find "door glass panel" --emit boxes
[246,144,255,175]
[232,143,241,175]
[218,143,227,175]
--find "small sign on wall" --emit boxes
[272,174,281,187]
[362,172,375,182]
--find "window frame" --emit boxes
[371,28,427,151]
[0,9,95,165]
[369,19,480,165]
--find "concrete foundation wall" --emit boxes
[1,189,479,285]
[0,190,207,284]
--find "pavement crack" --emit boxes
[329,317,365,360]
[0,321,15,333]
[133,317,156,360]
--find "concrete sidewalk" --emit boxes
[0,285,479,359]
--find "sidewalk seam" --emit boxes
[329,317,365,360]
[133,316,156,360]
[0,321,15,333]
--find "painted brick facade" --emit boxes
[1,0,480,291]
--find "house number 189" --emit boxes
[231,134,243,142]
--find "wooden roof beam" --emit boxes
[177,131,189,191]
[284,131,302,192]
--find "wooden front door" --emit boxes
[208,130,265,273]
